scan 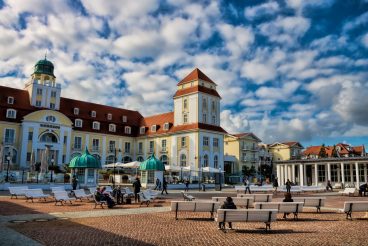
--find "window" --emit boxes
[63,136,67,144]
[36,101,41,107]
[212,115,216,124]
[318,165,326,182]
[122,115,127,123]
[6,109,16,119]
[183,99,188,109]
[50,103,55,109]
[75,119,83,128]
[181,137,186,148]
[163,123,169,130]
[151,125,157,132]
[203,114,207,123]
[7,97,14,104]
[92,121,100,130]
[203,154,208,167]
[161,139,167,151]
[125,126,131,134]
[211,101,215,112]
[74,108,79,115]
[109,141,115,152]
[40,133,58,143]
[37,88,42,95]
[123,156,132,163]
[92,139,99,152]
[4,129,15,144]
[183,114,188,123]
[203,136,209,146]
[138,142,143,154]
[109,124,116,132]
[27,152,31,162]
[331,164,338,182]
[107,113,112,120]
[74,137,82,150]
[125,142,131,153]
[51,91,57,97]
[137,156,144,162]
[214,155,218,169]
[28,132,33,141]
[160,155,168,165]
[105,155,115,164]
[180,154,186,167]
[213,138,219,148]
[46,115,56,122]
[140,127,145,134]
[149,141,154,153]
[202,98,207,110]
[91,111,96,117]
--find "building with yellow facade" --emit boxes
[0,59,226,182]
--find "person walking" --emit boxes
[161,177,168,195]
[285,179,291,193]
[184,179,190,192]
[72,175,78,190]
[218,197,237,230]
[326,180,333,191]
[244,177,251,194]
[132,177,142,203]
[273,177,279,193]
[154,178,160,190]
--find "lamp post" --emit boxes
[5,154,11,182]
[113,148,116,189]
[50,158,54,182]
[219,167,222,191]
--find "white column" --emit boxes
[327,163,331,182]
[101,136,106,166]
[364,164,367,183]
[314,163,318,186]
[291,164,295,183]
[355,162,360,188]
[299,164,304,186]
[303,164,307,186]
[280,165,284,185]
[341,162,345,184]
[287,165,292,182]
[350,164,354,184]
[276,165,281,180]
[65,128,71,163]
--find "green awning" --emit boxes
[69,147,101,169]
[139,154,165,171]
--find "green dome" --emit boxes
[69,147,101,169]
[33,58,55,77]
[139,154,165,171]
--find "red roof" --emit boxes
[177,68,217,86]
[173,85,221,98]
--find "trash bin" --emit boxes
[201,184,206,191]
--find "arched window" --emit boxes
[40,132,58,143]
[137,156,144,162]
[203,154,208,167]
[183,99,188,109]
[46,115,56,122]
[180,154,186,167]
[105,155,115,164]
[214,155,218,169]
[123,156,132,163]
[160,155,168,165]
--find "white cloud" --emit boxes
[362,33,368,48]
[241,61,276,84]
[255,81,301,100]
[244,2,279,20]
[218,24,254,57]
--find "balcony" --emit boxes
[160,148,167,153]
[242,146,259,152]
[92,146,100,152]
[3,139,15,145]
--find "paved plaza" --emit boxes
[0,190,367,246]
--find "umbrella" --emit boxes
[122,161,141,168]
[104,162,124,168]
[202,167,224,173]
[164,165,182,172]
[182,166,199,172]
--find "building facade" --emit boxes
[0,59,226,180]
[268,142,304,161]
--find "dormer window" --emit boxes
[92,121,100,130]
[75,119,83,128]
[6,109,16,119]
[151,125,157,132]
[74,108,79,115]
[140,126,145,134]
[91,111,96,117]
[122,115,127,123]
[7,97,14,104]
[125,126,131,134]
[107,113,112,120]
[163,123,170,130]
[46,115,56,122]
[109,124,116,132]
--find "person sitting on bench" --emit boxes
[282,192,294,219]
[359,182,368,197]
[218,197,237,230]
[326,180,333,191]
[101,187,115,208]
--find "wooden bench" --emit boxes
[338,188,356,196]
[254,202,304,220]
[8,186,28,199]
[301,186,326,193]
[139,192,152,206]
[237,194,273,203]
[340,201,368,219]
[171,201,220,220]
[24,189,50,203]
[249,185,275,193]
[293,197,326,212]
[212,197,254,208]
[216,209,278,232]
[279,186,303,194]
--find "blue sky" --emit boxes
[0,0,367,148]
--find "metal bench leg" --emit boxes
[293,213,298,220]
[265,222,271,231]
[317,206,321,213]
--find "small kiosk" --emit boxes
[139,154,165,188]
[69,147,101,188]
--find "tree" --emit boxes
[318,144,328,158]
[242,165,256,177]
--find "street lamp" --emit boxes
[50,158,54,182]
[5,154,11,182]
[112,148,117,188]
[219,167,222,191]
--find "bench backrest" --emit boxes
[9,186,28,195]
[343,188,356,193]
[293,197,325,207]
[237,194,273,202]
[212,197,254,207]
[254,202,304,213]
[73,189,87,197]
[124,187,134,194]
[216,209,277,223]
[53,191,70,200]
[24,189,45,196]
[342,202,368,212]
[51,187,65,192]
[234,186,245,191]
[171,201,220,212]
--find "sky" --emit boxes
[0,0,367,148]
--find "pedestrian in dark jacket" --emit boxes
[285,179,291,193]
[161,178,168,194]
[218,197,237,230]
[132,178,142,202]
[184,179,190,192]
[72,175,78,190]
[282,192,294,219]
[273,177,279,193]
